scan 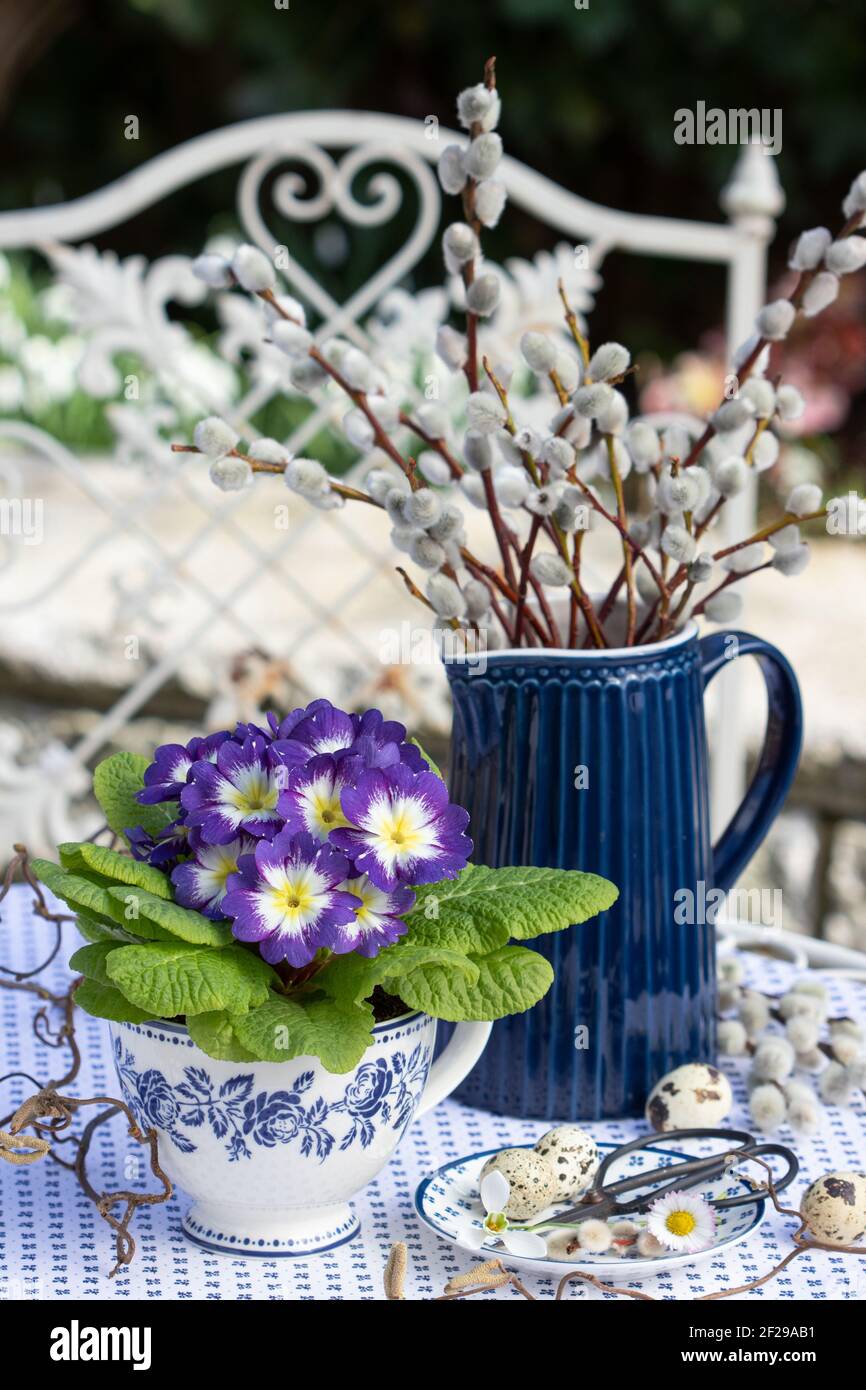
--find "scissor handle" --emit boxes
[711,1142,799,1209]
[591,1128,756,1198]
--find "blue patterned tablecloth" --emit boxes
[1,886,864,1301]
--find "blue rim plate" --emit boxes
[415,1141,766,1279]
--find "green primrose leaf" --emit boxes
[406,864,619,943]
[69,941,123,985]
[319,942,479,1011]
[30,860,159,935]
[187,1011,257,1063]
[103,886,233,947]
[232,994,375,1073]
[58,842,173,899]
[73,978,153,1024]
[92,751,177,846]
[105,941,276,1019]
[393,944,554,1022]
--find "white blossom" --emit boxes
[366,393,400,431]
[752,1036,795,1082]
[463,430,494,472]
[209,456,252,492]
[466,273,500,317]
[442,222,478,271]
[801,270,840,317]
[426,573,467,619]
[231,243,276,293]
[460,473,487,508]
[248,437,290,464]
[588,341,630,381]
[514,425,541,457]
[464,578,492,621]
[192,252,233,288]
[739,989,771,1035]
[415,402,449,438]
[530,552,574,587]
[410,534,446,570]
[405,489,442,528]
[475,180,507,227]
[520,331,558,375]
[541,436,575,477]
[704,590,743,623]
[740,377,776,418]
[417,450,453,486]
[574,381,614,418]
[290,357,328,393]
[713,397,755,432]
[661,424,692,463]
[776,384,805,421]
[842,170,866,220]
[658,469,701,514]
[718,1019,748,1056]
[494,465,530,508]
[749,1083,787,1132]
[285,457,329,498]
[437,144,466,195]
[772,542,810,576]
[596,390,629,435]
[756,299,796,341]
[553,351,580,394]
[457,83,495,129]
[390,524,420,554]
[466,390,507,433]
[784,1013,821,1052]
[435,324,467,370]
[769,523,801,551]
[829,1031,861,1066]
[660,524,696,564]
[365,467,407,505]
[752,430,779,472]
[789,227,832,271]
[710,455,748,497]
[384,488,412,524]
[427,505,465,543]
[723,542,765,573]
[463,132,503,180]
[687,552,714,585]
[732,334,771,375]
[818,1061,854,1105]
[525,481,565,516]
[824,235,866,274]
[340,347,377,392]
[264,293,306,327]
[342,408,375,451]
[194,415,239,458]
[271,320,313,358]
[625,421,661,472]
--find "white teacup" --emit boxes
[109,1012,490,1257]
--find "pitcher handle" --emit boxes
[700,630,803,893]
[415,1021,492,1118]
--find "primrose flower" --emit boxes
[460,1168,547,1258]
[647,1191,716,1253]
[221,829,360,967]
[277,754,355,842]
[181,737,285,844]
[172,834,258,919]
[137,732,230,804]
[335,872,414,957]
[331,763,472,891]
[126,819,194,872]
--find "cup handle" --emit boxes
[700,629,803,893]
[415,1021,492,1118]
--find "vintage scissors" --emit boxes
[545,1127,798,1227]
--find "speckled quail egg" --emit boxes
[479,1148,557,1220]
[534,1124,599,1199]
[800,1171,866,1246]
[645,1062,733,1132]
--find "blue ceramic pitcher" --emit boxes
[444,622,802,1119]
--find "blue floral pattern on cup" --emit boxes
[113,1036,430,1162]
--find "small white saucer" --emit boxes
[415,1141,766,1279]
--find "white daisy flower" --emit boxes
[647,1190,716,1253]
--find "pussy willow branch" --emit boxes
[0,845,173,1276]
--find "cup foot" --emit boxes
[182,1199,360,1258]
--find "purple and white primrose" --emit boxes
[171,834,258,919]
[331,763,472,892]
[181,737,285,844]
[336,873,415,957]
[276,753,354,842]
[267,700,427,772]
[221,829,361,966]
[137,732,229,804]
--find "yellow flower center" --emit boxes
[665,1210,696,1237]
[483,1211,508,1234]
[383,807,422,852]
